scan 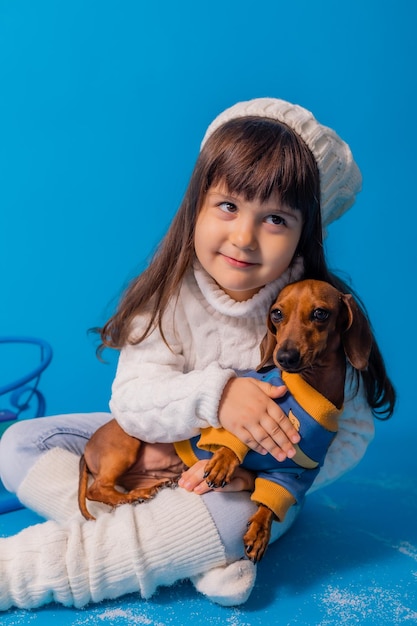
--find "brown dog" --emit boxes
[78,279,372,562]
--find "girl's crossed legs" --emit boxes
[0,413,301,609]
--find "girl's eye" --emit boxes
[265,214,286,226]
[312,308,330,322]
[219,201,237,214]
[270,308,283,324]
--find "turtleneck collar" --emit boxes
[192,256,304,319]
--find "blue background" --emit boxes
[0,2,416,624]
[0,3,414,452]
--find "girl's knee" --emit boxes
[0,420,35,492]
[0,412,111,493]
[1,419,34,455]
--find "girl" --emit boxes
[0,98,395,610]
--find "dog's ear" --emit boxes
[340,294,373,371]
[257,316,277,370]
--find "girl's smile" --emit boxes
[221,254,258,269]
[194,183,303,301]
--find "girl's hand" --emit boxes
[178,460,255,495]
[218,377,300,462]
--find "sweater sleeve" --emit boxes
[109,308,236,443]
[308,372,375,493]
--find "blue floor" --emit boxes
[1,422,416,626]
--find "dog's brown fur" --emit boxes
[78,279,372,562]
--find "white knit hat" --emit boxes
[201,98,362,226]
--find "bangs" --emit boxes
[201,117,320,217]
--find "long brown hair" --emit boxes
[97,116,396,419]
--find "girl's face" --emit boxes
[194,183,303,301]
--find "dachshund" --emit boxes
[78,279,373,562]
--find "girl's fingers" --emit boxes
[178,461,255,494]
[267,402,300,442]
[238,413,300,462]
[178,460,210,492]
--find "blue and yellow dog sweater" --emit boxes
[174,367,341,522]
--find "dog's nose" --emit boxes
[276,348,301,370]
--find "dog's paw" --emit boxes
[203,448,240,488]
[243,508,273,563]
[244,531,269,563]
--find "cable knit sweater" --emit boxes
[110,259,374,491]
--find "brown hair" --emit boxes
[97,116,395,419]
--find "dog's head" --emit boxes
[259,279,373,373]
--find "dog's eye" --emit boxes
[270,308,283,324]
[312,308,330,322]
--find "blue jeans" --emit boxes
[0,412,111,493]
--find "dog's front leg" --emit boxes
[244,504,274,563]
[203,447,240,488]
